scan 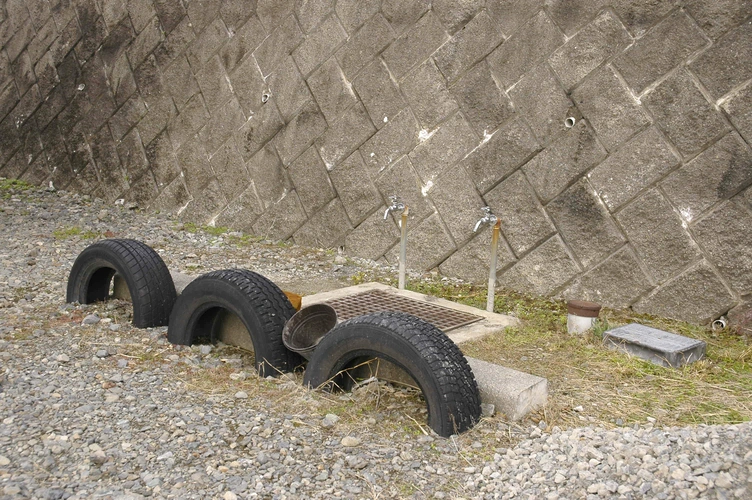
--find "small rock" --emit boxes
[199,345,212,355]
[223,493,238,500]
[334,255,347,265]
[56,354,70,363]
[117,359,128,368]
[82,314,100,325]
[96,349,110,358]
[480,403,495,417]
[90,450,107,465]
[315,470,329,481]
[341,436,360,447]
[109,323,121,331]
[0,455,10,466]
[229,372,248,381]
[322,414,339,428]
[573,405,584,412]
[235,391,248,399]
[257,452,268,465]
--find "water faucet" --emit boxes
[383,195,405,220]
[473,206,498,232]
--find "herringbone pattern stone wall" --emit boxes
[1,0,751,325]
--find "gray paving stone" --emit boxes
[196,55,234,113]
[408,112,477,183]
[400,59,458,130]
[615,188,701,285]
[75,9,108,63]
[229,54,268,118]
[611,0,680,37]
[694,201,752,292]
[330,151,382,225]
[381,0,430,35]
[245,143,291,210]
[344,208,401,261]
[274,101,327,165]
[121,170,159,207]
[508,63,573,144]
[288,146,336,216]
[633,262,736,324]
[161,55,200,112]
[487,10,565,89]
[236,101,284,162]
[219,0,256,32]
[149,175,191,213]
[661,132,752,220]
[306,57,358,124]
[353,58,407,130]
[614,10,707,95]
[381,11,448,80]
[252,190,308,240]
[99,0,127,29]
[385,213,456,271]
[451,60,513,136]
[722,82,752,144]
[432,0,484,33]
[154,17,196,69]
[129,0,158,33]
[545,0,609,36]
[690,22,752,100]
[145,129,180,190]
[549,11,632,90]
[181,178,227,222]
[214,183,264,232]
[603,323,706,368]
[563,247,651,309]
[266,56,312,123]
[89,127,129,198]
[153,0,187,34]
[127,17,163,70]
[374,156,433,224]
[12,51,35,98]
[428,166,485,245]
[257,0,295,31]
[317,102,375,169]
[209,139,250,201]
[5,18,35,63]
[133,55,165,106]
[108,93,148,141]
[485,171,556,257]
[27,17,58,63]
[439,227,516,284]
[461,117,539,194]
[498,235,580,296]
[334,0,380,34]
[295,0,335,33]
[588,127,680,211]
[433,11,504,84]
[335,13,395,80]
[137,96,177,147]
[219,16,266,75]
[360,108,420,178]
[684,0,752,40]
[572,65,649,152]
[49,17,82,66]
[292,14,347,77]
[643,69,728,158]
[253,14,303,77]
[185,0,219,34]
[116,128,151,182]
[547,179,626,269]
[176,138,213,194]
[293,198,351,248]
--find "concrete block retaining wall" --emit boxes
[1,0,750,325]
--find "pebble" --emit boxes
[234,391,248,399]
[96,349,109,358]
[321,414,339,428]
[341,436,360,447]
[82,314,100,325]
[56,354,70,362]
[0,455,10,466]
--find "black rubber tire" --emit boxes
[66,239,177,328]
[167,269,302,377]
[303,312,481,437]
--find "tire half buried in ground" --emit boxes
[66,239,176,328]
[167,269,302,377]
[303,312,481,437]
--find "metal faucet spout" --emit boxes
[474,206,497,232]
[383,195,405,220]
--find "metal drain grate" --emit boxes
[324,289,483,332]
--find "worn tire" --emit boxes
[167,269,302,376]
[303,312,481,437]
[66,239,176,328]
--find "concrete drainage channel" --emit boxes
[67,238,548,437]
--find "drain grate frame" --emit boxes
[324,289,483,332]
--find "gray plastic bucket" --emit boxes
[282,303,337,360]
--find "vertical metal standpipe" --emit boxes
[398,207,409,290]
[486,220,501,312]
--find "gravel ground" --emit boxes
[1,188,750,500]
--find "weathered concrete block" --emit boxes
[385,213,456,271]
[175,138,213,194]
[439,225,516,284]
[353,59,407,130]
[461,117,538,194]
[433,11,503,84]
[144,129,180,190]
[292,14,347,77]
[588,127,679,211]
[547,179,626,269]
[294,0,335,34]
[466,357,547,421]
[198,97,246,156]
[615,189,701,283]
[306,57,358,124]
[572,65,649,152]
[522,120,606,203]
[162,55,199,112]
[317,102,375,168]
[643,70,728,158]
[245,144,291,210]
[432,0,484,33]
[108,93,147,142]
[208,140,249,202]
[252,191,308,240]
[604,324,706,368]
[329,151,382,225]
[722,82,752,144]
[293,198,351,248]
[214,184,263,232]
[122,171,159,208]
[545,0,609,36]
[228,54,266,118]
[154,17,196,69]
[197,55,234,113]
[167,93,209,150]
[485,171,555,257]
[288,146,336,216]
[253,14,303,77]
[684,0,752,40]
[335,13,394,80]
[127,17,163,69]
[185,0,219,33]
[334,0,381,34]
[633,262,736,324]
[382,0,430,35]
[219,16,266,75]
[154,0,187,34]
[236,101,284,162]
[661,132,752,220]
[374,156,433,224]
[266,56,312,123]
[408,112,477,182]
[694,201,752,292]
[116,128,153,185]
[27,18,58,64]
[614,11,707,94]
[611,0,679,37]
[344,208,401,261]
[150,175,191,213]
[487,10,565,89]
[728,299,752,337]
[691,22,751,99]
[509,63,573,144]
[487,0,544,37]
[360,108,420,177]
[256,0,295,32]
[400,59,458,130]
[428,166,485,244]
[451,60,513,136]
[498,235,580,296]
[181,178,227,222]
[382,10,448,79]
[563,247,652,309]
[549,11,632,90]
[274,101,327,165]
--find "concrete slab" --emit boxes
[604,323,706,368]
